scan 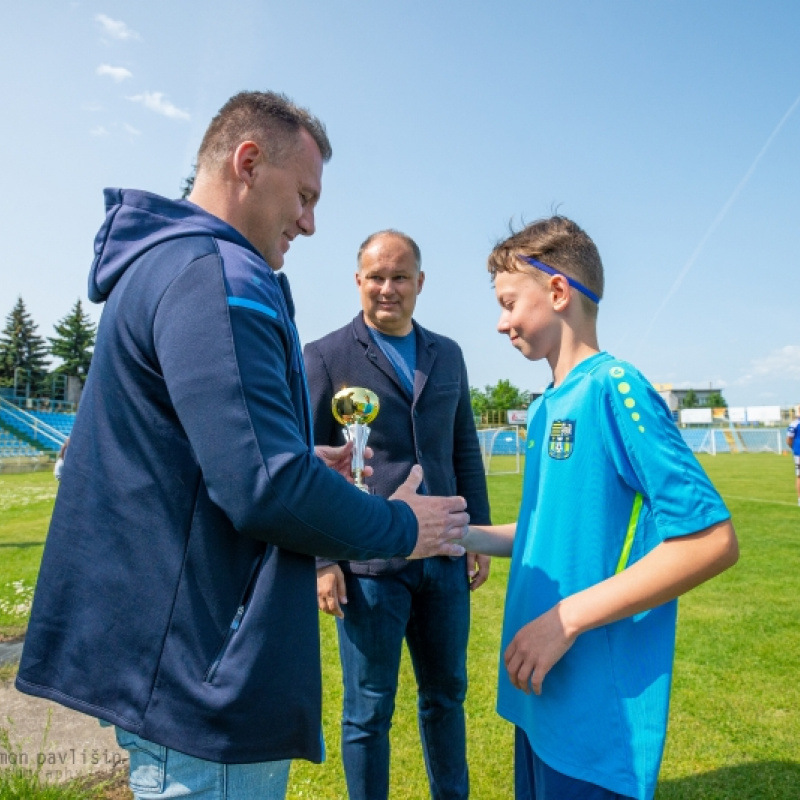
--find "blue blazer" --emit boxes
[304,313,491,574]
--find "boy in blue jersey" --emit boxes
[463,216,739,800]
[787,407,800,505]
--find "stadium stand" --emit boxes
[678,427,788,455]
[0,397,74,457]
[0,427,43,458]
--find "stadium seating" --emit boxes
[28,410,76,437]
[0,427,42,458]
[0,408,75,456]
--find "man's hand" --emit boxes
[390,465,469,559]
[315,442,373,483]
[317,564,347,619]
[467,553,491,591]
[504,604,576,695]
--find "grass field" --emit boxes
[1,453,798,798]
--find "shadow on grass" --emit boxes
[657,761,800,799]
[0,541,43,548]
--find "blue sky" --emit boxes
[1,2,798,408]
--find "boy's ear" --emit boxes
[549,275,572,311]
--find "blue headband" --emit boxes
[517,255,600,304]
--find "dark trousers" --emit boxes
[337,557,470,800]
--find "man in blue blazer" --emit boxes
[304,230,491,800]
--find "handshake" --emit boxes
[390,463,469,560]
[316,442,468,560]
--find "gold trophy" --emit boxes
[332,387,380,492]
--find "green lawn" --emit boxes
[1,453,798,798]
[0,472,56,640]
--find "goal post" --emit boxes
[681,427,785,455]
[477,426,523,475]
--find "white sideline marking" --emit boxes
[725,495,797,507]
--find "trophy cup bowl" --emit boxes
[332,387,380,492]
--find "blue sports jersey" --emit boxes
[788,418,800,456]
[498,352,730,800]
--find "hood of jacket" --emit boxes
[88,188,263,303]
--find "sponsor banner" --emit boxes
[680,408,713,424]
[746,405,782,424]
[728,407,747,423]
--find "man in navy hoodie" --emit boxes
[16,91,468,800]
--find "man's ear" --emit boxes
[416,270,426,295]
[232,141,262,187]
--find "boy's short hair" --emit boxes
[197,90,332,174]
[488,216,604,318]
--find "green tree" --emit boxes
[486,379,531,415]
[682,389,698,408]
[0,297,50,394]
[470,386,489,418]
[48,298,97,382]
[180,164,197,199]
[471,379,531,422]
[705,391,727,408]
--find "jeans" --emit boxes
[514,728,636,800]
[115,729,291,800]
[337,557,470,800]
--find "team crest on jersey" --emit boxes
[548,420,576,460]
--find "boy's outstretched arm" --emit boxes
[506,519,739,695]
[461,523,517,557]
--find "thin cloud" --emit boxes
[90,126,109,137]
[97,64,133,82]
[127,91,190,121]
[629,91,800,356]
[96,14,140,41]
[735,345,800,385]
[123,123,141,136]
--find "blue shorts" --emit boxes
[514,727,635,800]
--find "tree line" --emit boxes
[0,295,534,419]
[0,297,96,398]
[470,378,532,424]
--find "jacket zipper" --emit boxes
[203,550,267,684]
[203,604,245,684]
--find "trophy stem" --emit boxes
[332,387,380,494]
[353,468,369,492]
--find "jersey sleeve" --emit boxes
[597,361,730,541]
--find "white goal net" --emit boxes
[477,426,523,475]
[682,427,786,455]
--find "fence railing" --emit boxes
[0,396,67,450]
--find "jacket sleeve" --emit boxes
[452,350,492,525]
[303,338,346,570]
[152,253,417,560]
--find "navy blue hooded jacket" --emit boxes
[16,189,418,764]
